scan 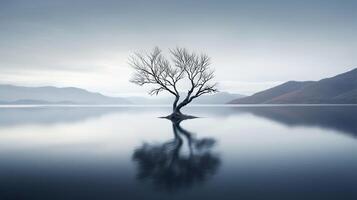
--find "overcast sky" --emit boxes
[0,0,356,96]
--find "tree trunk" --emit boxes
[170,108,183,119]
[172,96,180,112]
[169,99,191,119]
[166,96,197,120]
[174,98,191,114]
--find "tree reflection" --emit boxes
[132,118,220,192]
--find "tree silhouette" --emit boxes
[129,47,218,118]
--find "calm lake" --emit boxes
[1,105,357,200]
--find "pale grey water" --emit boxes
[0,105,357,200]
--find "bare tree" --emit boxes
[129,47,218,118]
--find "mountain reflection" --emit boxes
[237,106,357,137]
[0,107,167,127]
[132,118,220,192]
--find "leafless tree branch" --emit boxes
[129,47,218,114]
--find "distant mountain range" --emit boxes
[0,85,130,105]
[5,68,355,105]
[230,68,357,104]
[0,84,244,105]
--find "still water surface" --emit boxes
[0,105,357,200]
